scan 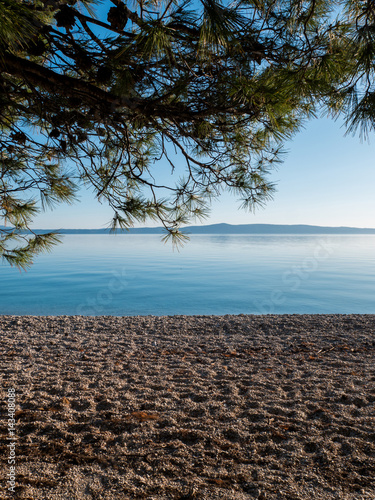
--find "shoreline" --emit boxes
[1,314,374,499]
[1,312,375,319]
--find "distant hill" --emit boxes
[4,223,375,234]
[173,223,375,235]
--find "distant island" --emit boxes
[14,223,375,235]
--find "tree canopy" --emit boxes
[1,0,374,268]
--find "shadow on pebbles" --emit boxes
[0,314,375,499]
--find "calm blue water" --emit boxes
[1,234,375,315]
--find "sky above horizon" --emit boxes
[32,115,375,230]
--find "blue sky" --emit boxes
[32,115,375,229]
[30,1,375,230]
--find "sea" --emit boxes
[1,234,375,316]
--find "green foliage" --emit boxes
[0,0,374,268]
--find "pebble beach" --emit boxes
[0,314,374,499]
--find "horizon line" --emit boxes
[16,222,375,232]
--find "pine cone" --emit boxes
[107,4,128,31]
[49,128,60,139]
[54,5,75,30]
[11,132,27,144]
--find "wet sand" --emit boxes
[0,314,374,499]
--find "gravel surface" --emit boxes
[0,314,375,499]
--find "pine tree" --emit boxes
[0,0,371,268]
